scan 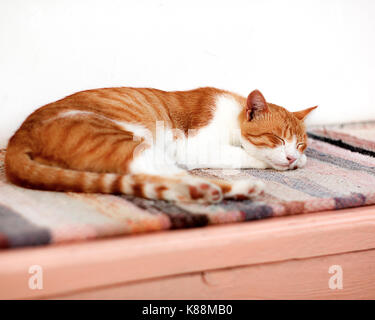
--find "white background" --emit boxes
[1,0,375,148]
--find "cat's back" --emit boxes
[15,86,236,142]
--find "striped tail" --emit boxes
[4,142,227,203]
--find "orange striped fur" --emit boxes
[5,87,316,203]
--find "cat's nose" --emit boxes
[286,155,297,164]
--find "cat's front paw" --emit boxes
[293,154,307,169]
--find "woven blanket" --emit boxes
[1,121,375,249]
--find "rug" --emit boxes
[1,121,375,249]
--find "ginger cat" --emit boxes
[5,87,316,203]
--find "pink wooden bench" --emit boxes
[1,205,374,299]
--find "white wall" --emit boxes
[1,0,375,147]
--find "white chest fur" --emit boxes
[173,94,244,169]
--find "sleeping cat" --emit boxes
[5,87,316,203]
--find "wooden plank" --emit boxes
[55,249,375,300]
[1,205,375,299]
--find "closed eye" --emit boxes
[297,142,306,150]
[272,135,285,145]
[246,133,285,147]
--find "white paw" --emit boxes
[294,154,307,169]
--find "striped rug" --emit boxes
[1,121,375,249]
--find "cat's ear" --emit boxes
[293,106,318,121]
[246,90,269,121]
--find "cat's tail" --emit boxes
[5,139,245,203]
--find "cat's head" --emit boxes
[240,89,317,170]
